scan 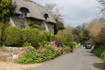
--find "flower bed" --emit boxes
[19,46,71,64]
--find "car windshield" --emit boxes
[87,43,92,45]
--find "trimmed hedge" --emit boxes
[31,24,42,30]
[3,26,22,46]
[21,28,40,47]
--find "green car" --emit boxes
[85,42,92,49]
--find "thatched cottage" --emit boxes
[10,0,56,35]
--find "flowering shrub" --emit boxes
[55,38,61,47]
[19,46,71,64]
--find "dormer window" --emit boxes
[19,7,29,18]
[44,14,49,20]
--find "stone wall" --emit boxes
[42,22,54,35]
[10,16,43,29]
[0,46,35,63]
[10,16,55,35]
[47,23,54,35]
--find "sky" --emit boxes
[33,0,100,27]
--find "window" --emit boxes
[19,7,29,18]
[43,26,46,31]
[44,14,49,20]
[20,10,27,18]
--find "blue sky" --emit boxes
[33,0,100,27]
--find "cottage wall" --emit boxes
[10,16,43,29]
[10,16,55,35]
[46,23,54,35]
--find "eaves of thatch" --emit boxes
[12,0,56,24]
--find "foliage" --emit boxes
[99,27,105,44]
[88,20,105,47]
[31,24,42,30]
[55,19,64,30]
[64,33,74,47]
[21,28,40,47]
[0,29,2,42]
[72,24,89,44]
[72,42,80,48]
[97,0,105,16]
[55,34,65,45]
[55,33,74,48]
[43,31,51,42]
[3,26,22,46]
[44,3,63,20]
[92,45,105,62]
[22,42,32,47]
[38,34,48,46]
[82,29,90,44]
[0,0,16,23]
[19,46,71,64]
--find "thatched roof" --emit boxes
[13,0,56,23]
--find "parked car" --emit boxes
[85,42,92,49]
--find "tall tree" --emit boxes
[0,0,16,23]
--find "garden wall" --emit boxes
[0,46,35,63]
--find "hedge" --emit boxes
[3,26,22,46]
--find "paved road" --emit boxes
[26,47,105,70]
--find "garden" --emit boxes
[0,26,80,64]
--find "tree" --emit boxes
[97,0,105,17]
[0,0,16,23]
[44,3,64,34]
[82,29,90,43]
[45,3,63,20]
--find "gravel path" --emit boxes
[0,62,41,70]
[26,47,105,70]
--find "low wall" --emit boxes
[0,46,35,63]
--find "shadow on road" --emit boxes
[92,63,105,70]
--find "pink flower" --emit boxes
[36,53,40,56]
[55,48,58,51]
[41,49,45,53]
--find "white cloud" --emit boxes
[33,0,100,27]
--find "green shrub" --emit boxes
[43,31,51,41]
[31,24,42,30]
[38,33,48,46]
[22,42,32,47]
[3,26,22,46]
[64,33,74,47]
[51,35,55,41]
[72,42,80,48]
[92,45,105,62]
[21,28,40,47]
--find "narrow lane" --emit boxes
[26,47,105,70]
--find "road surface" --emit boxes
[26,47,105,70]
